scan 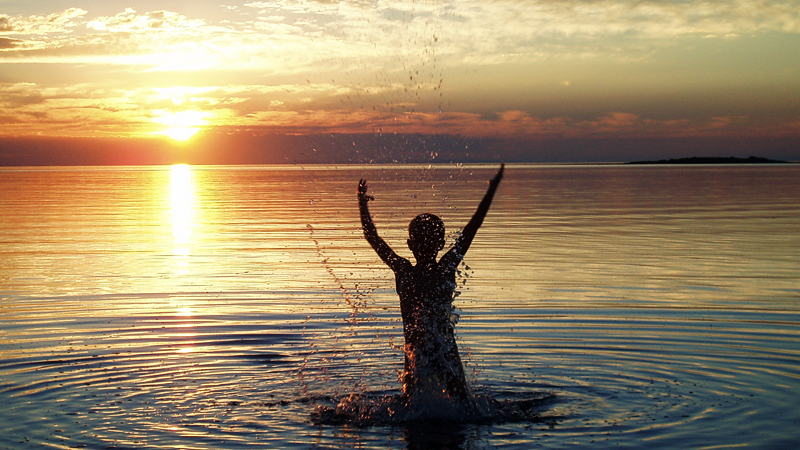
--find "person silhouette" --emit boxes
[358,164,504,402]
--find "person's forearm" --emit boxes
[464,177,499,234]
[452,168,502,257]
[359,198,378,239]
[476,179,499,218]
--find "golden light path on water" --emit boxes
[169,164,198,344]
[170,164,194,272]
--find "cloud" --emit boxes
[0,37,20,49]
[3,2,798,71]
[431,0,800,66]
[0,15,12,32]
[86,8,205,33]
[0,8,87,35]
[1,9,252,71]
[1,3,799,142]
[0,82,45,108]
[1,76,798,142]
[595,112,640,129]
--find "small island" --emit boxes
[627,156,791,165]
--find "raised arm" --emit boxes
[358,179,405,271]
[448,164,504,260]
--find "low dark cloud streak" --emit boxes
[0,38,20,49]
[1,133,797,166]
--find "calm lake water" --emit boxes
[1,164,799,449]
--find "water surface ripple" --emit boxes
[1,165,799,448]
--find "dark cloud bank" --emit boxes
[1,133,798,166]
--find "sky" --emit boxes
[1,0,799,164]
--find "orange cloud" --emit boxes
[1,3,798,147]
[2,78,798,143]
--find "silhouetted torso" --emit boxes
[357,164,503,401]
[393,256,468,398]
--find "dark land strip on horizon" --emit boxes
[627,156,794,164]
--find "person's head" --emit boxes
[407,213,445,261]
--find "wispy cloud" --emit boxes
[85,8,205,32]
[3,2,795,63]
[0,8,87,35]
[0,2,798,141]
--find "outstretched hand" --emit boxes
[358,179,374,201]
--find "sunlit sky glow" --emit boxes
[1,0,799,163]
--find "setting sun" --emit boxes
[153,110,208,141]
[163,127,200,141]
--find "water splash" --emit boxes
[307,223,369,325]
[312,390,557,426]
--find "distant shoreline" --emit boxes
[627,156,792,165]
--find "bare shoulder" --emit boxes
[389,254,413,274]
[438,247,463,271]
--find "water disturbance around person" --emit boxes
[358,164,504,406]
[315,164,554,425]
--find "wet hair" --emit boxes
[408,213,445,245]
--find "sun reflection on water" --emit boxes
[176,307,194,317]
[170,164,195,273]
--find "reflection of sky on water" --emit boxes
[0,165,799,449]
